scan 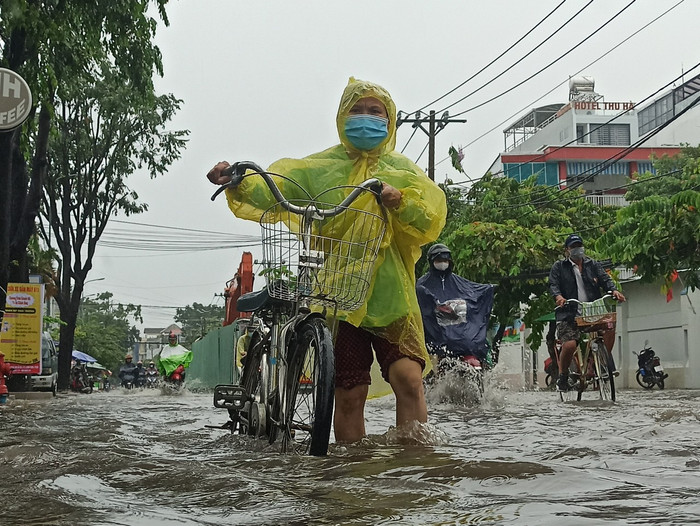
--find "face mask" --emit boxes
[344,115,388,150]
[433,261,449,271]
[569,247,585,261]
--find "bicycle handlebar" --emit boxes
[210,161,384,217]
[554,294,615,310]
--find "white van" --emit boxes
[32,332,59,396]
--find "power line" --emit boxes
[411,0,570,114]
[446,0,639,118]
[434,0,595,114]
[433,0,685,178]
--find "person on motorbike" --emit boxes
[134,360,146,388]
[157,331,193,386]
[549,233,626,392]
[206,77,447,443]
[118,355,137,387]
[145,362,159,385]
[416,243,495,375]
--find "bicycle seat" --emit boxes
[237,288,271,313]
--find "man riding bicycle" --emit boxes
[549,233,625,392]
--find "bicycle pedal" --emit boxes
[213,384,248,410]
[205,421,236,431]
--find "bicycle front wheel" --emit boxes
[238,331,265,436]
[593,341,616,402]
[283,317,335,456]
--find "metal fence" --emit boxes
[188,320,245,389]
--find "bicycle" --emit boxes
[210,161,386,456]
[555,295,617,402]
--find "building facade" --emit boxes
[489,74,700,202]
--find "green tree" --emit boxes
[0,0,170,306]
[599,145,700,293]
[426,174,618,351]
[75,292,142,373]
[42,61,187,390]
[174,303,225,348]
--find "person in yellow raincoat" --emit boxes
[207,77,446,442]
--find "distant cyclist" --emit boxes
[549,233,625,392]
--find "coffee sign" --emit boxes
[0,67,32,131]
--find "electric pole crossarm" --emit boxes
[396,110,466,180]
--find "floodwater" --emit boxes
[1,377,699,526]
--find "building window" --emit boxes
[589,123,630,146]
[503,162,559,186]
[576,124,586,144]
[638,93,674,135]
[635,161,656,175]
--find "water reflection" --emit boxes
[1,383,699,525]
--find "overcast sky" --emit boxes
[85,0,700,332]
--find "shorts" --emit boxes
[334,321,425,390]
[556,320,580,343]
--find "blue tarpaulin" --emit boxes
[72,350,97,363]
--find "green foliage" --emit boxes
[75,292,142,372]
[599,145,700,291]
[174,303,225,348]
[1,0,179,389]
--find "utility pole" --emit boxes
[397,110,466,181]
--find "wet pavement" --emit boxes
[1,377,698,525]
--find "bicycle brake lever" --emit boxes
[210,164,245,201]
[370,180,384,206]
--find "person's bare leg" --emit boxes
[334,384,369,443]
[388,357,427,426]
[558,340,577,374]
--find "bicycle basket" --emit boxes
[259,200,386,311]
[575,297,616,332]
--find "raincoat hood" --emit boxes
[337,77,397,158]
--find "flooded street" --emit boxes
[1,381,699,525]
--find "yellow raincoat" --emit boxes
[225,77,446,380]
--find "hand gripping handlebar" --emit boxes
[210,161,385,215]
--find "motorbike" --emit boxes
[119,367,137,389]
[145,370,159,388]
[70,362,93,394]
[634,341,668,390]
[134,368,147,389]
[424,346,485,404]
[162,364,186,390]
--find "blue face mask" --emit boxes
[344,115,388,151]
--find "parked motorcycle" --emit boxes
[634,341,668,390]
[70,362,93,394]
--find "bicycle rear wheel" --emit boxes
[283,317,335,456]
[593,341,616,402]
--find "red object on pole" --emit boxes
[223,252,255,326]
[0,352,12,402]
